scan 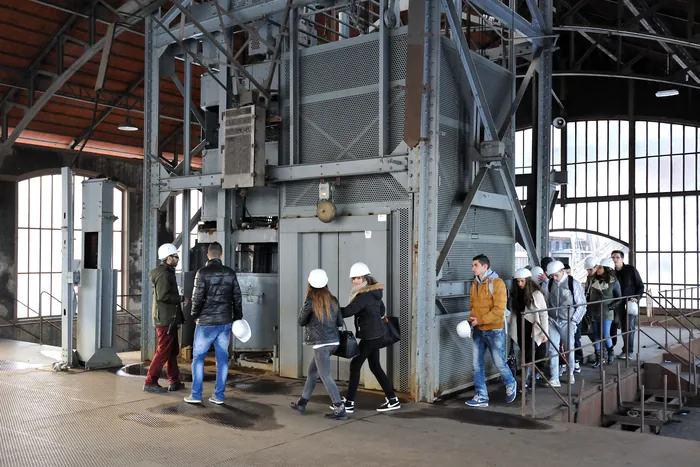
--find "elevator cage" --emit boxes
[275,26,516,398]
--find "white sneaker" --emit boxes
[184,395,202,404]
[548,380,561,388]
[574,362,581,373]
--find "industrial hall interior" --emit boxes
[2,0,700,465]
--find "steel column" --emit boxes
[181,51,192,274]
[61,167,75,367]
[535,0,553,260]
[289,8,300,165]
[412,0,441,403]
[468,0,540,40]
[379,0,389,156]
[141,14,162,361]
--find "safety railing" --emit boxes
[2,295,140,350]
[518,291,698,422]
[655,286,700,341]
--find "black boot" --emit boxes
[324,402,348,420]
[592,351,601,368]
[606,347,616,365]
[290,397,308,415]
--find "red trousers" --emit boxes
[145,326,181,386]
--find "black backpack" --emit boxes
[548,274,576,296]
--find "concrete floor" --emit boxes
[1,340,700,467]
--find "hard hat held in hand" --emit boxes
[583,256,598,269]
[546,260,565,275]
[308,269,329,288]
[232,319,252,343]
[349,262,371,278]
[530,266,544,279]
[456,320,472,338]
[158,243,178,260]
[514,268,532,279]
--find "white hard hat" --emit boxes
[308,269,329,288]
[349,262,371,278]
[456,320,472,338]
[514,268,532,279]
[599,258,615,269]
[530,266,545,279]
[583,256,598,269]
[232,319,252,343]
[546,260,565,275]
[158,243,178,260]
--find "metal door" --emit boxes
[278,215,389,390]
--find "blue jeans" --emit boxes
[548,320,575,380]
[592,320,613,351]
[472,329,516,399]
[191,323,232,401]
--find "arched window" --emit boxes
[515,120,700,297]
[16,174,125,319]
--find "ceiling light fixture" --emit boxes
[655,89,679,98]
[118,113,138,131]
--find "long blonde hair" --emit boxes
[306,284,333,322]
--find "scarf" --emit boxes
[591,279,610,292]
[348,281,368,304]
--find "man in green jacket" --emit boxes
[144,243,187,393]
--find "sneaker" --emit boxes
[465,396,489,407]
[377,397,401,412]
[169,381,186,392]
[143,384,168,394]
[184,395,202,404]
[548,380,561,388]
[618,352,633,360]
[341,397,355,414]
[505,384,517,404]
[574,362,581,373]
[208,396,224,405]
[568,375,575,385]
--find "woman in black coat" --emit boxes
[340,262,400,413]
[290,269,347,420]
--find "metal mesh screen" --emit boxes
[299,41,380,95]
[283,174,408,208]
[396,207,412,393]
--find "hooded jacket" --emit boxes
[341,283,386,340]
[150,262,185,327]
[507,290,549,346]
[469,269,507,331]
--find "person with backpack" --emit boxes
[290,269,347,420]
[340,262,400,413]
[465,254,517,407]
[507,268,548,391]
[545,260,587,387]
[588,258,623,367]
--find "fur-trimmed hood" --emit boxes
[349,282,384,304]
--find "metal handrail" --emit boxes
[655,289,700,336]
[116,303,141,322]
[518,291,698,420]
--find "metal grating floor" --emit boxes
[1,354,699,466]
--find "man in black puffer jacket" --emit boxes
[184,242,242,405]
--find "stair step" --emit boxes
[604,414,665,426]
[644,388,696,397]
[620,400,681,410]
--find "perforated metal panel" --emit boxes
[396,207,412,393]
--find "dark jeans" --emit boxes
[346,338,395,401]
[619,308,637,353]
[574,322,584,363]
[517,317,535,364]
[145,325,181,386]
[610,321,619,348]
[302,345,342,404]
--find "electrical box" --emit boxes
[221,105,267,188]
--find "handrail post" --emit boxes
[567,305,572,423]
[521,312,526,414]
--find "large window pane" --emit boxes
[620,200,629,243]
[597,161,608,196]
[672,197,685,251]
[113,187,123,231]
[609,121,620,159]
[659,156,671,192]
[552,204,564,230]
[41,176,52,228]
[686,197,698,251]
[686,254,698,285]
[565,204,576,229]
[673,253,686,285]
[17,229,28,273]
[620,121,630,158]
[16,274,29,319]
[17,180,29,228]
[587,121,597,162]
[40,229,52,272]
[647,253,660,284]
[587,203,598,232]
[635,158,647,193]
[29,177,40,228]
[647,157,659,193]
[672,124,684,154]
[659,253,672,284]
[647,198,659,251]
[552,128,562,166]
[29,229,40,272]
[660,123,671,155]
[635,199,647,250]
[635,121,647,157]
[685,126,696,154]
[586,163,597,196]
[659,198,671,251]
[576,122,586,163]
[672,155,684,192]
[597,201,609,236]
[685,154,696,191]
[648,122,659,156]
[608,161,619,196]
[597,121,608,161]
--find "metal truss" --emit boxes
[0,0,170,156]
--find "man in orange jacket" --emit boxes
[465,254,517,408]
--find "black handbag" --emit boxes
[334,322,360,359]
[380,316,401,348]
